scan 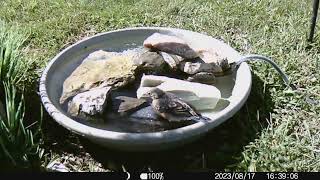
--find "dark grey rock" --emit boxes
[187,72,216,84]
[197,48,231,73]
[133,51,167,72]
[111,96,148,115]
[179,61,223,75]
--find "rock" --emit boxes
[137,75,221,111]
[111,96,148,115]
[196,48,225,62]
[133,50,168,72]
[179,61,223,75]
[143,33,198,59]
[68,86,112,117]
[60,55,137,104]
[160,52,183,70]
[187,72,216,84]
[197,48,230,72]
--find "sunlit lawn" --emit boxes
[0,0,319,171]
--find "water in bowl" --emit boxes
[61,47,234,133]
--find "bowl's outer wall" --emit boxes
[40,27,252,151]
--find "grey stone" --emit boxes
[179,61,223,75]
[68,86,112,117]
[187,72,216,84]
[197,48,230,72]
[133,50,167,72]
[143,33,198,59]
[111,96,148,115]
[160,52,183,70]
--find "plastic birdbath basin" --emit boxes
[39,27,252,151]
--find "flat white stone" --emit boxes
[137,75,221,110]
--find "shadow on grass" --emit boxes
[39,73,275,171]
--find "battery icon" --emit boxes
[140,173,148,180]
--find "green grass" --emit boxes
[0,0,319,171]
[0,83,43,170]
[0,21,43,171]
[0,21,32,86]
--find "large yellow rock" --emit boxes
[60,55,137,104]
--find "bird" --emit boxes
[141,88,210,123]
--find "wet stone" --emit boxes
[60,55,137,104]
[179,61,223,75]
[143,33,198,59]
[68,86,112,117]
[160,52,183,70]
[133,50,168,73]
[111,96,148,115]
[197,48,231,72]
[186,72,216,84]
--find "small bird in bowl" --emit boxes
[141,88,210,123]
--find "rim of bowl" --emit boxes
[39,27,252,142]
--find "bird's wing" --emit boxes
[167,96,200,117]
[156,104,167,113]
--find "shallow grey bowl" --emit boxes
[39,27,251,151]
